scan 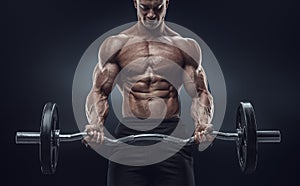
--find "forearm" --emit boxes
[85,62,117,127]
[85,90,109,127]
[191,90,214,130]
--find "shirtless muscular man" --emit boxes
[83,0,214,185]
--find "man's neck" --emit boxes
[136,21,166,37]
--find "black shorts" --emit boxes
[107,118,195,186]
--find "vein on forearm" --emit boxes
[187,68,214,128]
[86,66,115,126]
[191,92,214,129]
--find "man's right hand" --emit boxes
[83,124,104,146]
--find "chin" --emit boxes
[142,21,161,30]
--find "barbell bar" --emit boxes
[16,129,280,144]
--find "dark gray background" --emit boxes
[3,0,299,185]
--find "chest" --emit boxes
[117,41,185,71]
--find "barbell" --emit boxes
[15,102,281,174]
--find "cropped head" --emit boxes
[134,0,169,29]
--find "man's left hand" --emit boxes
[194,123,214,143]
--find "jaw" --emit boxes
[142,22,159,30]
[141,19,164,30]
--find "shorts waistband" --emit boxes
[121,117,180,124]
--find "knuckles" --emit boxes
[194,124,214,143]
[83,124,104,145]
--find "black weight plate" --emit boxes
[236,102,257,174]
[40,102,60,174]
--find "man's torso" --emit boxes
[103,27,199,119]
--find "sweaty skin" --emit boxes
[84,0,214,144]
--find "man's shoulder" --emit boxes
[98,34,130,64]
[101,34,130,51]
[164,26,200,49]
[170,36,201,64]
[171,36,199,48]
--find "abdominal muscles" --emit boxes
[122,77,180,119]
